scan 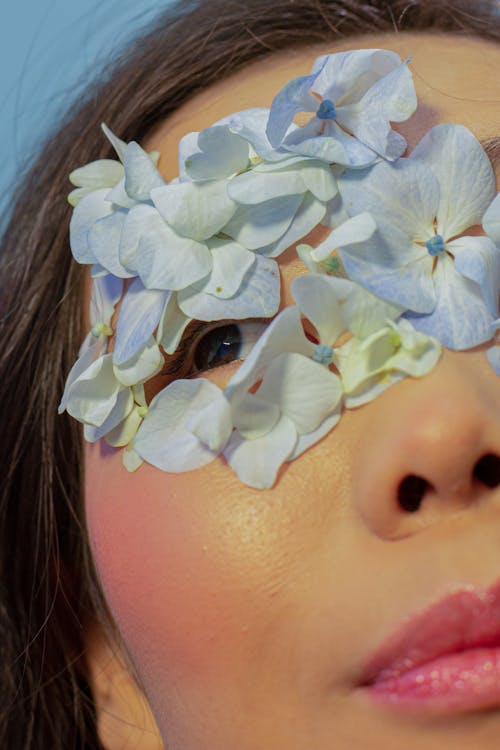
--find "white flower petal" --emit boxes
[84,388,135,442]
[59,336,102,414]
[186,391,233,451]
[101,123,127,162]
[69,159,124,190]
[410,124,496,239]
[122,447,144,472]
[114,280,167,365]
[157,292,192,355]
[65,354,123,427]
[227,167,306,204]
[223,414,298,489]
[183,125,250,181]
[288,408,342,461]
[124,141,165,201]
[312,49,402,103]
[266,72,320,148]
[69,188,113,264]
[105,177,137,209]
[113,337,164,386]
[151,181,236,241]
[178,255,280,321]
[260,194,327,259]
[88,210,135,278]
[484,193,500,246]
[89,274,123,329]
[223,194,303,250]
[198,238,256,299]
[450,235,500,317]
[105,405,144,447]
[119,204,158,272]
[133,379,223,471]
[256,352,342,434]
[232,392,281,439]
[311,212,377,262]
[291,274,346,344]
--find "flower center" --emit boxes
[316,99,337,120]
[425,234,446,257]
[313,343,334,365]
[91,321,113,337]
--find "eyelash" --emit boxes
[160,319,269,380]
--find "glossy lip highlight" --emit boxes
[354,578,500,713]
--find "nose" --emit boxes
[351,350,500,539]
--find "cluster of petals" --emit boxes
[59,46,500,488]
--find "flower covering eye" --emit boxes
[59,46,500,488]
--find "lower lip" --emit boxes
[363,647,500,713]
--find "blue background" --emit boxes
[1,1,175,221]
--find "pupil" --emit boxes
[194,324,241,372]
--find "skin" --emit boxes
[85,32,500,750]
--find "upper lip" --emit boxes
[358,577,500,686]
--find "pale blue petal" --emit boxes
[259,194,326,258]
[89,274,123,328]
[83,388,134,442]
[450,235,500,317]
[299,160,339,202]
[114,279,168,365]
[88,211,135,278]
[59,337,101,414]
[223,194,303,250]
[221,107,287,162]
[287,408,342,461]
[484,193,500,245]
[104,405,144,448]
[65,354,122,427]
[325,276,403,337]
[310,212,376,262]
[266,72,320,148]
[256,352,343,433]
[410,124,496,239]
[404,253,494,349]
[133,379,223,471]
[136,211,212,291]
[227,167,305,204]
[232,392,280,439]
[118,204,157,272]
[312,49,402,104]
[186,391,233,451]
[223,414,298,489]
[106,177,137,210]
[124,141,165,201]
[196,238,256,299]
[151,180,236,241]
[101,123,127,162]
[284,118,376,166]
[487,344,500,376]
[291,274,346,344]
[183,125,250,181]
[113,337,164,386]
[69,188,112,264]
[156,292,192,354]
[178,255,280,321]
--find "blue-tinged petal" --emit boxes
[339,158,438,239]
[118,204,157,272]
[105,178,137,210]
[135,212,212,291]
[65,353,123,427]
[224,306,314,399]
[259,193,326,258]
[291,274,346,344]
[59,337,101,414]
[410,124,496,239]
[113,279,168,365]
[88,211,135,278]
[103,402,144,447]
[232,392,281,439]
[122,447,143,472]
[133,379,223,471]
[156,292,192,355]
[89,274,123,328]
[287,408,342,461]
[178,131,199,181]
[183,125,250,181]
[312,49,402,104]
[283,117,374,165]
[222,194,303,250]
[227,167,305,204]
[450,235,500,317]
[404,253,494,349]
[178,255,280,321]
[186,391,233,451]
[338,61,415,161]
[69,188,113,264]
[101,123,127,162]
[484,193,500,246]
[266,72,321,148]
[223,414,298,489]
[310,213,376,262]
[151,180,236,241]
[326,276,403,338]
[113,337,164,386]
[487,344,500,376]
[195,238,255,299]
[124,141,165,201]
[220,107,288,162]
[299,160,339,202]
[338,219,435,313]
[84,388,135,443]
[256,352,342,434]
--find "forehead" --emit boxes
[145,31,500,180]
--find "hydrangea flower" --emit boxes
[338,124,500,349]
[266,49,417,167]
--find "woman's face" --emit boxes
[85,32,500,749]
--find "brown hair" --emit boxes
[1,1,499,747]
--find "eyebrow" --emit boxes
[482,136,500,170]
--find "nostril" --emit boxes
[397,475,430,512]
[473,454,500,489]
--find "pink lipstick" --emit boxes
[358,579,500,713]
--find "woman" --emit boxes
[1,1,500,748]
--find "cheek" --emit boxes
[84,442,304,687]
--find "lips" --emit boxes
[358,578,500,687]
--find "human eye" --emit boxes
[157,319,269,382]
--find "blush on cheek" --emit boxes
[84,442,261,687]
